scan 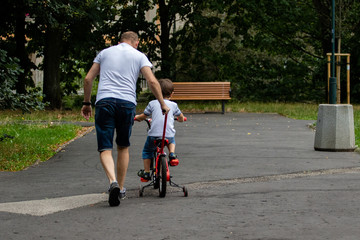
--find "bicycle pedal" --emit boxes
[169,160,179,166]
[140,178,149,182]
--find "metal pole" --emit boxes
[347,55,350,104]
[329,0,337,104]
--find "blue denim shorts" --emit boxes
[95,98,136,152]
[142,136,175,159]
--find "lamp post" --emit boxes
[329,0,336,104]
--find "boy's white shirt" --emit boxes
[144,99,182,137]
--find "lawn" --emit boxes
[0,123,85,171]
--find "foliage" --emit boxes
[0,49,47,112]
[2,0,360,104]
[171,1,322,102]
[170,0,360,103]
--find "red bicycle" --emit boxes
[136,113,188,198]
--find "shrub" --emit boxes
[0,50,47,112]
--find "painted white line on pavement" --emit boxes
[0,193,107,216]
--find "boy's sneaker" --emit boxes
[137,169,151,182]
[169,153,179,167]
[119,187,126,200]
[108,182,120,207]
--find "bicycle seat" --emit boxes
[154,138,169,147]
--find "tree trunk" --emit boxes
[43,28,63,109]
[14,3,27,94]
[312,0,332,56]
[158,0,171,78]
[312,0,332,101]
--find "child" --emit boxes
[134,78,185,181]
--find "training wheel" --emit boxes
[183,186,188,197]
[139,187,144,197]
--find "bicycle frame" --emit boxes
[154,141,170,182]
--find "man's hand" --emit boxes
[81,63,99,121]
[81,105,92,120]
[161,103,170,115]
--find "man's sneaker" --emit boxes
[138,169,151,182]
[108,182,120,207]
[119,187,126,200]
[169,153,179,167]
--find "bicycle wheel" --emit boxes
[153,156,159,189]
[158,155,167,197]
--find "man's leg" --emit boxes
[116,146,129,191]
[100,150,116,183]
[100,149,120,206]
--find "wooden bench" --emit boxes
[171,82,231,114]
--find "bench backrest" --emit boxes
[171,82,231,100]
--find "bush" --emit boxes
[0,50,47,112]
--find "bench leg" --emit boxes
[222,101,225,114]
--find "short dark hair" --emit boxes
[120,31,139,44]
[158,78,174,98]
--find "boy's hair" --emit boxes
[158,78,174,98]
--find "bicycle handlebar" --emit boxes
[134,116,187,122]
[175,116,187,121]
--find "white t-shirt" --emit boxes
[94,43,153,104]
[144,99,182,138]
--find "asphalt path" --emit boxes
[1,113,360,240]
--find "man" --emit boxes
[81,31,169,207]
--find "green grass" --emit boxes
[0,123,83,171]
[226,102,320,120]
[138,101,320,119]
[0,102,359,171]
[0,109,90,123]
[354,109,360,150]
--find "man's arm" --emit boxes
[141,66,170,114]
[81,63,100,120]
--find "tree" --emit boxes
[24,0,118,109]
[114,0,199,79]
[0,0,34,94]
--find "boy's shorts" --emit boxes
[142,136,175,159]
[95,98,136,152]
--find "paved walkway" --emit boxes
[1,113,360,240]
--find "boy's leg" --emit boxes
[143,158,151,172]
[137,158,151,181]
[168,143,179,166]
[138,136,154,181]
[168,143,175,153]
